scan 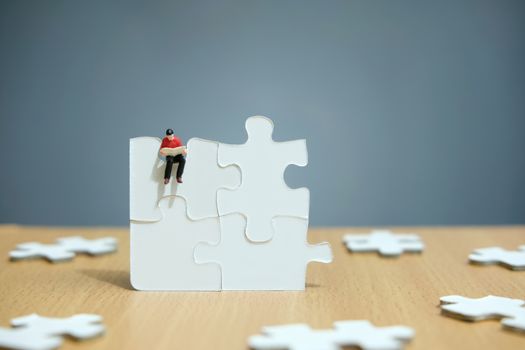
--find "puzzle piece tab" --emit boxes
[130,137,176,222]
[195,214,332,290]
[440,295,525,333]
[130,195,221,291]
[343,230,424,257]
[249,320,414,350]
[177,138,241,219]
[9,236,117,263]
[469,245,525,270]
[217,116,309,242]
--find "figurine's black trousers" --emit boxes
[164,155,186,179]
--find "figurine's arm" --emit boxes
[160,146,187,157]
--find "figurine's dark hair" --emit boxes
[166,129,174,135]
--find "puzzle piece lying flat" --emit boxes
[0,328,61,350]
[469,245,525,270]
[217,116,309,242]
[0,314,105,350]
[9,236,117,262]
[195,214,332,290]
[177,138,241,219]
[130,195,221,290]
[130,137,176,222]
[9,243,75,262]
[440,295,525,333]
[249,320,414,350]
[343,230,424,257]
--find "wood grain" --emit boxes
[0,224,524,349]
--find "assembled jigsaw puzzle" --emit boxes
[342,230,424,257]
[248,320,414,350]
[129,116,333,291]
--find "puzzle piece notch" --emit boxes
[195,213,332,290]
[0,314,105,350]
[343,230,424,257]
[9,236,118,263]
[177,138,241,219]
[217,116,309,242]
[440,295,525,333]
[248,320,415,350]
[469,245,525,270]
[130,195,221,291]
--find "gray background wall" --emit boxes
[1,0,524,227]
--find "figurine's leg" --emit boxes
[164,156,174,179]
[174,155,186,179]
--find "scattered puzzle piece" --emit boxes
[0,314,105,350]
[343,230,424,257]
[248,320,414,350]
[469,245,525,270]
[0,327,61,350]
[177,138,241,219]
[195,214,332,290]
[130,195,221,290]
[440,295,525,333]
[9,243,75,262]
[9,236,117,262]
[55,236,117,256]
[217,116,309,242]
[11,314,105,340]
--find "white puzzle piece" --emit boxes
[9,236,117,262]
[194,214,332,290]
[0,327,61,350]
[130,137,178,222]
[469,245,525,270]
[177,138,241,219]
[0,314,105,350]
[217,116,309,242]
[11,314,105,340]
[9,243,76,262]
[130,195,221,291]
[56,236,117,256]
[440,295,525,333]
[248,320,415,350]
[343,230,424,257]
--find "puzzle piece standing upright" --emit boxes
[130,196,221,291]
[469,245,525,270]
[130,137,176,222]
[195,214,332,290]
[248,320,415,350]
[343,230,424,257]
[440,295,525,333]
[217,116,309,242]
[177,138,241,219]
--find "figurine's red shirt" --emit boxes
[161,136,182,148]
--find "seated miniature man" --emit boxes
[159,129,187,184]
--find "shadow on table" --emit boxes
[80,269,133,290]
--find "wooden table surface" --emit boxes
[0,224,524,349]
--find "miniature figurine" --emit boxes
[159,129,187,184]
